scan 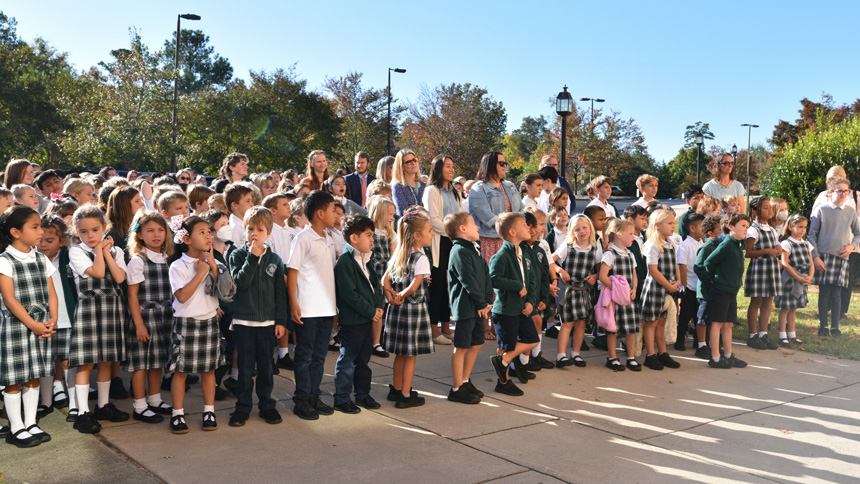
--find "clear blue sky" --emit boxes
[6,0,860,164]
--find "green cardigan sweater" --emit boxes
[490,240,536,316]
[447,238,493,321]
[334,243,384,325]
[228,245,288,327]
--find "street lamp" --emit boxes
[580,97,605,126]
[556,86,573,179]
[741,124,759,207]
[172,13,201,172]
[695,132,704,186]
[387,68,406,156]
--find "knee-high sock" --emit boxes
[21,386,40,429]
[75,384,90,413]
[3,391,25,434]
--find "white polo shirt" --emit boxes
[169,253,218,320]
[287,227,337,318]
[587,198,616,218]
[69,243,127,279]
[228,213,247,247]
[677,236,703,290]
[267,222,292,263]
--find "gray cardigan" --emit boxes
[809,203,860,258]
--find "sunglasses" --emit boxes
[498,161,508,167]
[719,162,734,166]
[403,159,418,165]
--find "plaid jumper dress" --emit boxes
[0,251,54,386]
[384,252,434,356]
[744,223,783,297]
[775,239,812,309]
[167,264,224,374]
[560,244,599,323]
[371,232,392,282]
[123,256,173,372]
[640,241,677,321]
[606,246,640,335]
[68,249,127,367]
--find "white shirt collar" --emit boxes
[612,243,629,254]
[353,247,371,266]
[788,236,804,243]
[143,247,166,263]
[230,213,245,226]
[180,253,199,264]
[374,228,387,237]
[4,245,36,261]
[78,242,95,253]
[827,201,845,210]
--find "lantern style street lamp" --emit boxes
[387,68,406,155]
[556,86,573,178]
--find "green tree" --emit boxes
[683,121,715,149]
[771,93,860,150]
[161,29,233,95]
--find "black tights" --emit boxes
[818,284,841,330]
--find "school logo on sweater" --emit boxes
[266,263,277,277]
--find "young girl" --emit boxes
[167,215,227,433]
[368,195,396,357]
[0,206,59,447]
[554,215,601,368]
[598,218,639,371]
[383,210,434,408]
[744,196,783,350]
[12,184,40,210]
[639,209,682,370]
[124,211,175,423]
[545,206,569,253]
[64,179,96,206]
[775,214,813,347]
[769,197,789,236]
[520,174,542,210]
[68,205,129,434]
[106,186,145,258]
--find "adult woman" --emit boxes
[391,149,426,216]
[468,151,522,264]
[4,158,46,213]
[376,156,395,184]
[422,155,463,344]
[299,150,330,190]
[703,153,746,213]
[212,152,249,193]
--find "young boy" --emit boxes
[188,185,215,215]
[584,205,608,248]
[522,211,556,371]
[287,190,338,420]
[692,215,722,359]
[158,191,191,220]
[696,195,722,218]
[545,206,569,253]
[0,187,13,212]
[227,207,288,426]
[263,193,295,371]
[633,174,659,208]
[678,185,704,239]
[675,212,705,351]
[489,213,540,397]
[209,193,227,213]
[722,196,741,214]
[703,213,750,369]
[445,212,493,404]
[586,176,616,218]
[224,183,255,248]
[537,167,570,214]
[332,215,384,413]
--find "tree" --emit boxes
[501,115,547,179]
[161,29,233,95]
[400,83,506,178]
[771,93,859,150]
[683,121,715,149]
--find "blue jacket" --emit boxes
[468,180,523,238]
[343,172,375,207]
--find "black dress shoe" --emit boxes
[202,411,218,430]
[524,358,542,372]
[25,424,51,443]
[387,384,402,402]
[37,404,54,419]
[658,352,680,369]
[133,410,164,424]
[371,345,390,358]
[355,396,381,409]
[259,408,283,424]
[223,377,238,396]
[0,425,8,439]
[448,387,480,404]
[5,428,41,448]
[229,410,249,427]
[148,401,173,415]
[674,340,686,351]
[334,401,362,414]
[312,395,334,416]
[276,354,295,370]
[66,408,79,422]
[53,388,69,408]
[109,377,129,399]
[293,399,319,420]
[73,411,101,434]
[395,392,425,408]
[170,415,189,434]
[214,386,229,401]
[490,355,508,383]
[509,364,534,383]
[536,352,556,369]
[94,402,130,422]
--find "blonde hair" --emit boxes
[158,190,189,212]
[604,218,634,245]
[128,211,174,257]
[564,214,597,247]
[367,195,396,239]
[64,178,94,200]
[826,166,847,184]
[366,179,392,198]
[636,174,658,189]
[208,193,226,213]
[646,209,676,253]
[389,210,429,281]
[287,198,305,228]
[392,149,421,185]
[243,206,274,233]
[696,195,721,215]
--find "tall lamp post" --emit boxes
[556,86,573,179]
[741,123,759,207]
[172,13,201,172]
[387,68,406,155]
[695,132,704,185]
[580,97,605,126]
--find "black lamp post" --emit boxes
[387,68,406,155]
[695,132,704,185]
[579,97,605,126]
[741,123,759,206]
[556,86,573,179]
[172,13,201,172]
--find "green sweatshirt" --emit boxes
[694,237,719,300]
[228,245,289,327]
[490,240,536,316]
[447,238,494,321]
[334,243,384,325]
[703,235,745,295]
[529,240,551,307]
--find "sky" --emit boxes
[6,0,860,164]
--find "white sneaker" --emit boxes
[433,334,452,345]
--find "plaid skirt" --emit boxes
[51,327,71,361]
[615,301,640,336]
[123,303,173,372]
[168,315,225,374]
[0,310,54,386]
[560,284,594,323]
[640,278,669,322]
[774,284,808,309]
[68,290,127,367]
[385,301,433,356]
[744,256,783,298]
[812,253,850,287]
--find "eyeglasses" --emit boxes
[719,162,734,166]
[178,177,190,182]
[833,189,850,195]
[498,162,508,167]
[403,159,418,165]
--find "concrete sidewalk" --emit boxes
[2,337,860,484]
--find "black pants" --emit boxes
[333,322,373,405]
[819,284,842,330]
[234,324,277,413]
[218,311,236,367]
[841,252,858,317]
[677,289,698,338]
[428,236,453,325]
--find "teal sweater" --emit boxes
[694,237,720,300]
[334,244,384,325]
[703,236,745,294]
[228,245,288,327]
[447,238,493,321]
[490,240,536,316]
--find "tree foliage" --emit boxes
[161,29,233,95]
[771,93,860,150]
[683,121,715,149]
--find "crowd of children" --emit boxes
[0,153,856,448]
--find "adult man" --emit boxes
[344,151,376,207]
[540,154,575,211]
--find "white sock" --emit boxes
[133,398,149,414]
[278,347,289,359]
[725,353,733,359]
[75,384,90,413]
[758,331,767,338]
[519,354,529,364]
[66,368,77,411]
[532,335,542,356]
[53,380,65,397]
[779,332,787,339]
[231,368,238,379]
[713,355,720,362]
[40,376,54,406]
[788,332,796,339]
[22,386,40,430]
[557,352,566,360]
[172,408,184,417]
[3,391,28,436]
[572,352,580,358]
[97,380,110,408]
[204,404,214,413]
[146,393,164,407]
[698,342,706,348]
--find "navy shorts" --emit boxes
[696,298,709,326]
[453,317,485,349]
[708,289,738,324]
[492,313,540,352]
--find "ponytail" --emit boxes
[0,205,39,252]
[167,215,207,264]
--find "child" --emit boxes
[227,207,288,427]
[678,185,704,239]
[769,197,788,235]
[0,206,59,447]
[692,215,722,359]
[383,209,435,408]
[68,205,129,433]
[123,211,174,423]
[703,213,750,369]
[583,205,608,248]
[63,179,96,206]
[287,198,308,233]
[263,193,295,371]
[520,174,542,210]
[520,211,554,372]
[367,180,393,199]
[633,174,659,208]
[809,177,860,337]
[367,195,396,357]
[224,183,255,248]
[208,193,227,213]
[188,185,215,215]
[545,206,569,253]
[639,209,682,370]
[167,215,230,433]
[12,184,40,210]
[488,213,540,396]
[744,196,783,350]
[333,215,385,412]
[287,191,339,420]
[159,190,191,220]
[0,187,13,212]
[775,214,813,346]
[623,205,649,298]
[598,218,639,371]
[106,186,144,258]
[554,214,601,368]
[697,195,722,217]
[586,176,616,218]
[675,213,705,351]
[526,207,561,360]
[722,196,742,214]
[200,209,235,400]
[445,212,493,404]
[328,201,347,257]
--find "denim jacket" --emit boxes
[468,179,523,238]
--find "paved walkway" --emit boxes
[2,335,859,484]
